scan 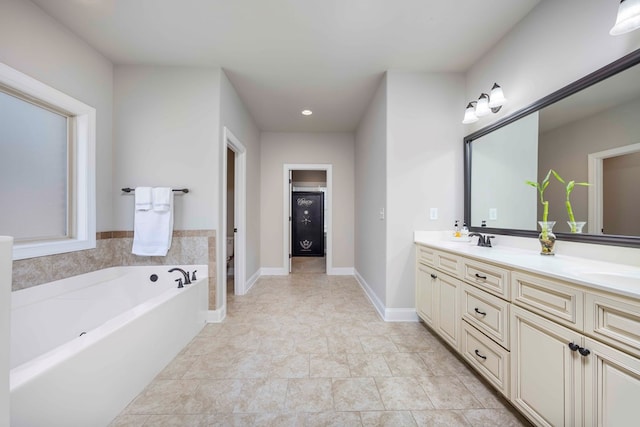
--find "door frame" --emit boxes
[221,127,247,304]
[588,142,640,234]
[283,164,332,274]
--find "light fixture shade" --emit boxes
[475,94,490,117]
[488,83,507,109]
[610,0,640,35]
[462,102,478,124]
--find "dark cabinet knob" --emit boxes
[568,342,580,352]
[430,273,437,279]
[578,347,591,357]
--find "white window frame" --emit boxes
[0,63,96,260]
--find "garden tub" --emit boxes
[10,265,208,427]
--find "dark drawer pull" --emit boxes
[578,347,591,357]
[474,349,487,360]
[568,342,580,352]
[430,273,437,279]
[475,273,487,280]
[474,307,487,316]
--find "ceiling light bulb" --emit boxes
[462,102,479,124]
[475,94,490,117]
[488,83,507,110]
[610,0,640,35]
[301,109,313,116]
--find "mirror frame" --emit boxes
[464,48,640,248]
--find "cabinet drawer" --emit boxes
[462,259,510,299]
[462,284,510,349]
[436,251,461,277]
[416,244,436,267]
[585,293,640,358]
[511,271,584,330]
[461,321,510,398]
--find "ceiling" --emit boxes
[31,0,540,132]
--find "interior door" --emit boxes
[291,191,324,257]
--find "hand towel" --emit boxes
[132,188,173,256]
[134,187,152,211]
[152,187,172,212]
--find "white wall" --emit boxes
[386,71,465,310]
[355,75,388,307]
[465,0,640,134]
[260,132,354,271]
[220,70,261,280]
[0,237,11,427]
[0,0,113,231]
[113,66,221,231]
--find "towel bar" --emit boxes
[121,187,189,193]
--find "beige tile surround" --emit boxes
[12,230,216,308]
[110,273,532,427]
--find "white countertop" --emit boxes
[414,231,640,299]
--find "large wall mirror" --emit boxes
[464,48,640,248]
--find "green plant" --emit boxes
[550,170,590,232]
[526,169,553,223]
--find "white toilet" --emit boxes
[226,237,234,276]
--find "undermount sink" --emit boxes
[573,271,640,288]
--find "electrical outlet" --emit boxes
[430,208,438,220]
[379,208,385,220]
[489,208,498,220]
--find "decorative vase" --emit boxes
[538,221,556,255]
[567,221,586,233]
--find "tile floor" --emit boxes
[110,274,531,426]
[291,257,326,274]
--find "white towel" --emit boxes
[132,188,173,256]
[152,187,172,212]
[134,187,152,211]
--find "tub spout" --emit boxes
[168,268,191,285]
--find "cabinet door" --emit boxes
[435,272,461,351]
[584,337,640,427]
[511,306,583,427]
[416,262,437,327]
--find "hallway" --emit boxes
[110,274,529,426]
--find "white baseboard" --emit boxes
[328,267,354,275]
[354,269,418,322]
[354,270,385,320]
[205,307,226,323]
[260,267,288,276]
[244,269,260,294]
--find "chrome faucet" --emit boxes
[469,232,495,247]
[168,267,191,285]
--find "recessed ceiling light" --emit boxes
[301,109,313,116]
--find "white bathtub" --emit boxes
[10,265,208,427]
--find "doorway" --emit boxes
[226,147,236,293]
[291,170,327,273]
[283,164,332,274]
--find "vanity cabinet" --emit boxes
[415,260,461,350]
[415,241,640,427]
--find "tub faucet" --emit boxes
[168,268,191,285]
[469,232,495,247]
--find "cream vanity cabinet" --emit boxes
[511,272,640,427]
[415,242,640,427]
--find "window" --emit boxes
[0,63,95,260]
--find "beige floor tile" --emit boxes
[332,377,384,411]
[112,274,529,426]
[375,377,434,411]
[360,411,418,427]
[310,353,351,378]
[304,411,363,427]
[284,378,334,412]
[348,353,393,377]
[417,376,483,410]
[411,410,471,426]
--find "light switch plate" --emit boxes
[430,208,438,220]
[489,208,498,220]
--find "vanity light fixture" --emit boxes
[610,0,640,35]
[461,83,507,124]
